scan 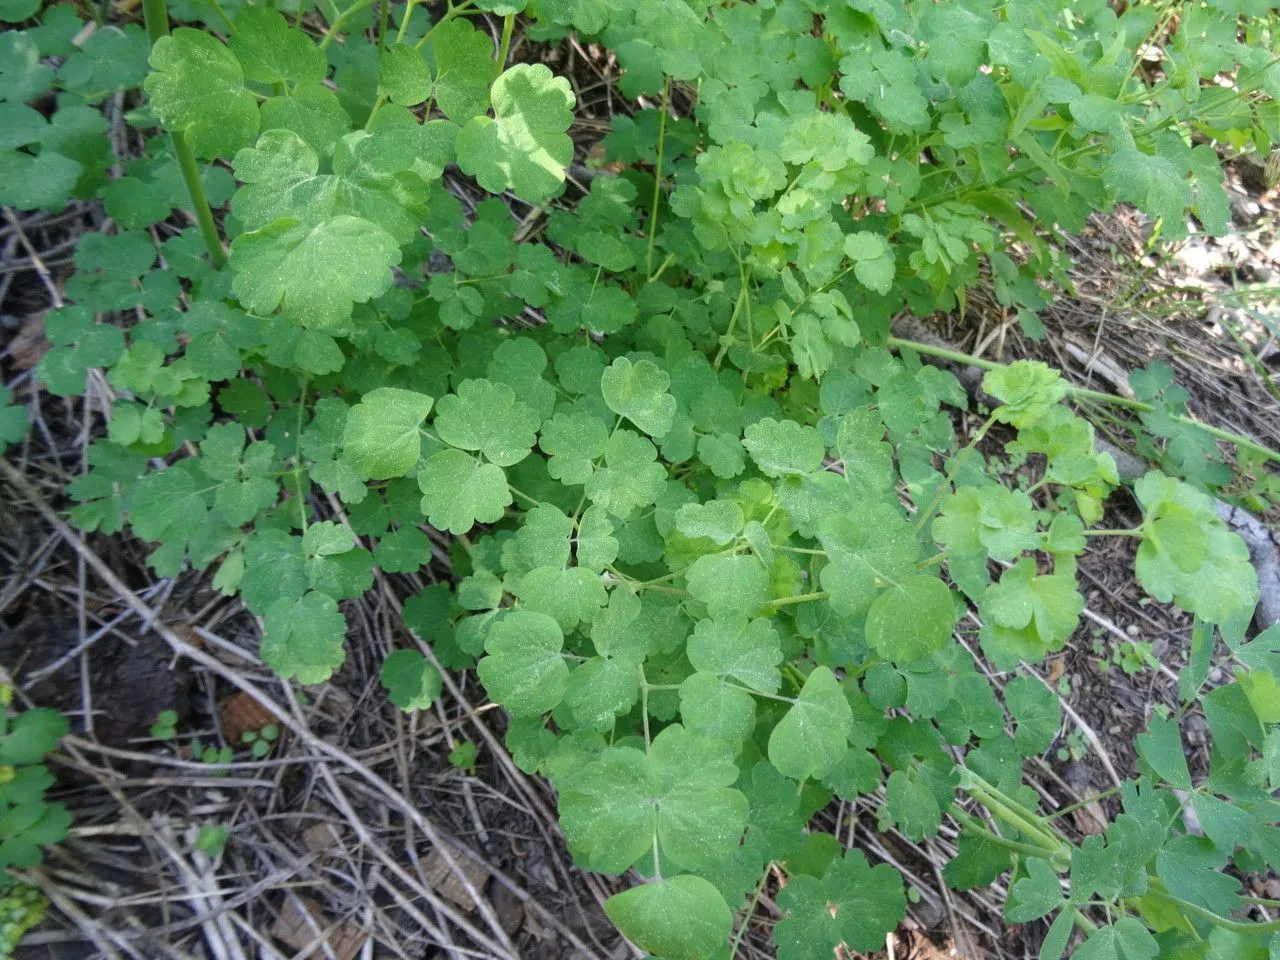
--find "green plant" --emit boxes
[1112,639,1159,677]
[0,883,49,959]
[448,740,478,772]
[4,0,1280,957]
[239,723,279,758]
[0,687,69,956]
[190,739,234,774]
[194,824,230,856]
[0,689,69,875]
[149,708,179,740]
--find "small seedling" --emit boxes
[240,723,280,759]
[195,825,229,857]
[448,741,478,773]
[150,709,179,740]
[190,740,234,776]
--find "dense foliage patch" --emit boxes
[3,0,1280,956]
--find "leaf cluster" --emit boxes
[4,0,1279,957]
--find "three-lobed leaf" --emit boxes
[476,611,568,717]
[343,388,433,480]
[230,215,401,329]
[604,876,731,960]
[145,29,258,158]
[768,667,853,782]
[775,849,906,960]
[380,648,443,711]
[456,63,575,202]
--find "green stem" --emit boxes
[1073,909,1099,934]
[365,0,421,132]
[1083,528,1141,537]
[887,336,1280,464]
[142,0,227,269]
[506,484,542,507]
[726,682,796,704]
[605,565,689,598]
[495,13,514,69]
[949,807,1061,861]
[1044,786,1122,821]
[916,551,948,570]
[649,251,675,283]
[1147,891,1280,934]
[727,866,772,959]
[377,0,390,53]
[414,0,475,49]
[712,268,750,370]
[638,663,660,880]
[913,413,996,532]
[967,785,1064,856]
[393,0,417,44]
[645,78,670,279]
[768,591,828,608]
[319,0,377,50]
[959,771,1065,857]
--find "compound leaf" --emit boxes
[768,667,853,781]
[228,6,324,86]
[261,590,346,684]
[418,449,511,535]
[865,575,954,663]
[434,378,540,467]
[601,357,676,438]
[775,849,906,960]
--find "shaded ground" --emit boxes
[3,16,1280,960]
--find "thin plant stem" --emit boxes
[377,0,390,54]
[363,0,473,125]
[768,591,828,607]
[495,13,515,69]
[1044,786,1122,821]
[413,1,475,49]
[949,806,1059,860]
[727,866,772,958]
[319,0,377,50]
[913,413,996,532]
[141,0,227,269]
[1147,890,1280,934]
[887,336,1280,464]
[205,0,237,34]
[645,78,670,279]
[394,0,418,44]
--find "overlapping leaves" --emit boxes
[14,2,1280,959]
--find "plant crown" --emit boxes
[3,0,1280,956]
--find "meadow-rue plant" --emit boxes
[3,0,1280,955]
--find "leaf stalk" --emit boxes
[887,336,1280,464]
[141,0,227,269]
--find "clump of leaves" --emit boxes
[239,723,279,759]
[0,685,70,914]
[4,0,1280,957]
